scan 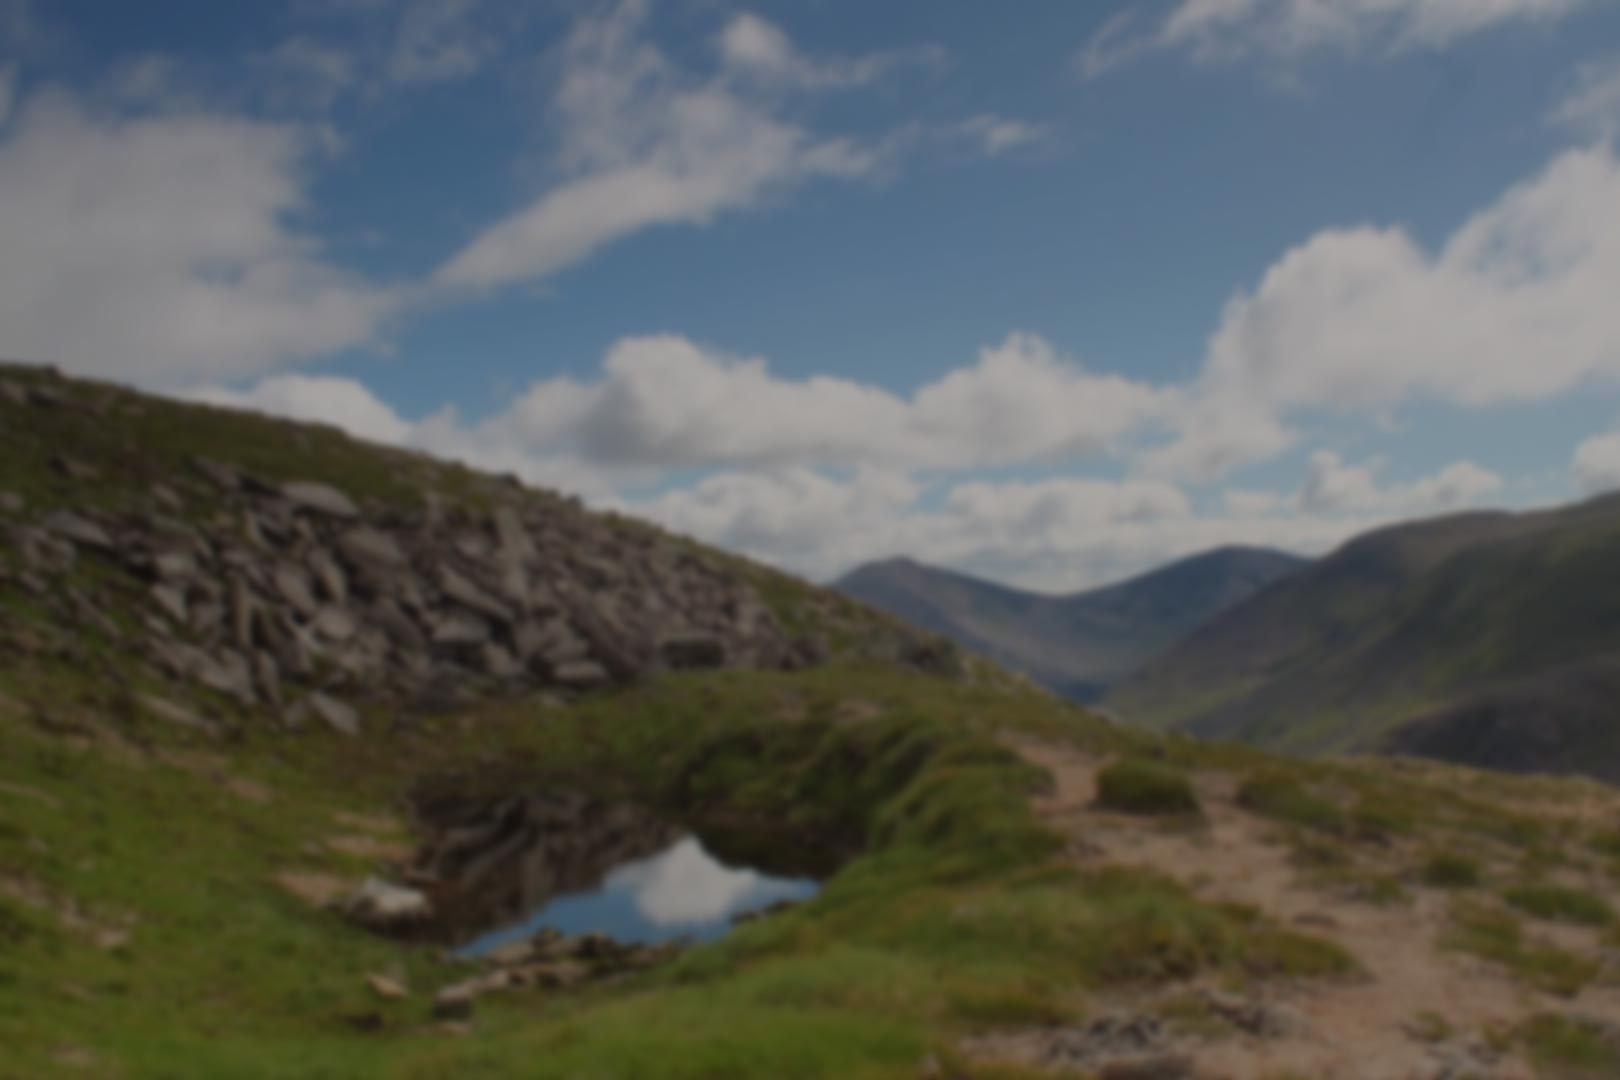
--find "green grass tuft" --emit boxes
[1519,1014,1620,1079]
[1445,899,1600,997]
[1236,770,1344,833]
[1420,852,1484,889]
[1501,884,1614,927]
[1094,759,1201,816]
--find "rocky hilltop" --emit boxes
[0,363,949,736]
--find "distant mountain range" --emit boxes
[1109,493,1620,781]
[835,546,1306,702]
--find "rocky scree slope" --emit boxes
[0,363,953,735]
[837,546,1304,702]
[1110,494,1620,780]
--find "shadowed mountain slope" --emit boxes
[836,546,1306,701]
[1110,493,1620,780]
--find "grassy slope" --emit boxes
[1,366,1614,1077]
[1109,498,1620,759]
[0,656,1361,1080]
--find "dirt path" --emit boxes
[988,737,1620,1080]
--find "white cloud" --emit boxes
[610,837,793,926]
[384,0,491,87]
[1552,53,1620,140]
[185,374,411,445]
[434,1,891,291]
[950,114,1047,157]
[466,332,1171,472]
[1573,429,1620,493]
[1081,0,1593,76]
[1297,451,1501,513]
[1143,143,1620,481]
[0,90,394,383]
[718,12,942,91]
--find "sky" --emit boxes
[4,0,1620,592]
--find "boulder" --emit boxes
[658,633,726,671]
[308,692,360,737]
[550,659,609,690]
[138,694,213,732]
[272,565,319,617]
[431,613,491,649]
[312,606,358,643]
[337,527,407,570]
[438,566,511,624]
[280,481,359,519]
[344,876,431,929]
[151,550,198,581]
[43,511,113,551]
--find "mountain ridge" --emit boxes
[1109,491,1620,780]
[835,545,1307,701]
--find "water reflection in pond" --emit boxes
[457,834,819,958]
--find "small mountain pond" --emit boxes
[402,789,832,956]
[456,833,819,957]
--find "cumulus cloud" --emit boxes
[948,114,1048,157]
[471,332,1172,472]
[1080,0,1593,77]
[184,374,411,445]
[1552,53,1620,140]
[0,90,395,383]
[434,1,889,291]
[718,12,943,91]
[1141,143,1620,481]
[1207,145,1620,411]
[1297,451,1501,514]
[1573,429,1620,493]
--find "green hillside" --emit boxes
[1110,496,1620,778]
[3,365,1619,1079]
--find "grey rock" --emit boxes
[280,481,359,519]
[369,598,427,652]
[431,983,476,1021]
[253,651,283,708]
[431,612,491,649]
[191,457,242,492]
[43,510,113,551]
[230,578,258,649]
[344,876,430,927]
[308,692,360,737]
[51,456,100,483]
[312,605,358,643]
[480,643,522,680]
[492,506,536,563]
[151,550,198,581]
[0,492,23,514]
[550,659,608,690]
[272,565,320,617]
[149,483,183,513]
[138,694,212,732]
[308,549,348,604]
[659,633,726,671]
[150,583,189,624]
[438,566,511,623]
[337,527,407,570]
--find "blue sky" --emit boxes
[3,0,1620,590]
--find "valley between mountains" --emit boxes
[3,364,1620,1080]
